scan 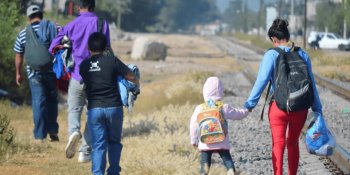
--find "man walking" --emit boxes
[49,0,111,163]
[14,5,59,142]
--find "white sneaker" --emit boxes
[65,131,81,159]
[227,168,235,175]
[78,152,91,163]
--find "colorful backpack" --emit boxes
[197,100,227,144]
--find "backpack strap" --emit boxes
[270,47,285,55]
[259,47,285,121]
[97,17,115,56]
[97,17,104,33]
[260,82,272,120]
[26,24,40,46]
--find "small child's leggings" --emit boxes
[200,150,235,174]
[268,101,308,175]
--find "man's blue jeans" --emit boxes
[28,72,58,139]
[87,107,123,175]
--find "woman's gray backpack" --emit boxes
[24,24,53,70]
[271,47,314,112]
[260,47,314,120]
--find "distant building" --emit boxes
[31,0,66,13]
[266,7,278,33]
[289,15,303,34]
[195,21,228,36]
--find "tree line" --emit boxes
[96,0,220,33]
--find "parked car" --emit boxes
[308,31,350,50]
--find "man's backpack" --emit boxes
[24,24,53,70]
[197,100,227,144]
[270,47,314,112]
[97,17,114,56]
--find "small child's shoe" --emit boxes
[200,163,209,175]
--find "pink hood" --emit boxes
[203,77,224,101]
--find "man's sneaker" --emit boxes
[78,152,91,163]
[33,139,45,144]
[49,133,59,142]
[227,168,236,175]
[65,131,81,159]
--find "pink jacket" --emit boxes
[189,77,249,151]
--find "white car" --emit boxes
[308,31,350,50]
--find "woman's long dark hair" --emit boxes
[268,18,290,42]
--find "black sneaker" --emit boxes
[49,134,59,142]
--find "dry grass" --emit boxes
[308,50,350,81]
[121,104,227,175]
[0,101,91,175]
[133,71,212,113]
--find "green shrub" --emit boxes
[0,1,29,104]
[0,114,15,161]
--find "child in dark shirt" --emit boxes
[80,32,139,175]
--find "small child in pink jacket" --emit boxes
[190,77,249,175]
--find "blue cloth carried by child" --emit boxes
[305,112,336,156]
[118,64,140,113]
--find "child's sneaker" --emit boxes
[200,163,209,175]
[65,131,81,159]
[78,152,91,163]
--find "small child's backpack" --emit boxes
[197,100,227,144]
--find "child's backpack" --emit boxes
[271,47,314,111]
[197,100,227,144]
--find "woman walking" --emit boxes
[244,18,323,175]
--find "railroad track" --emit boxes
[211,36,350,175]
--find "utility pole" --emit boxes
[303,0,307,49]
[258,0,264,38]
[278,0,283,17]
[242,0,247,33]
[117,1,121,29]
[291,0,294,16]
[344,0,347,39]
